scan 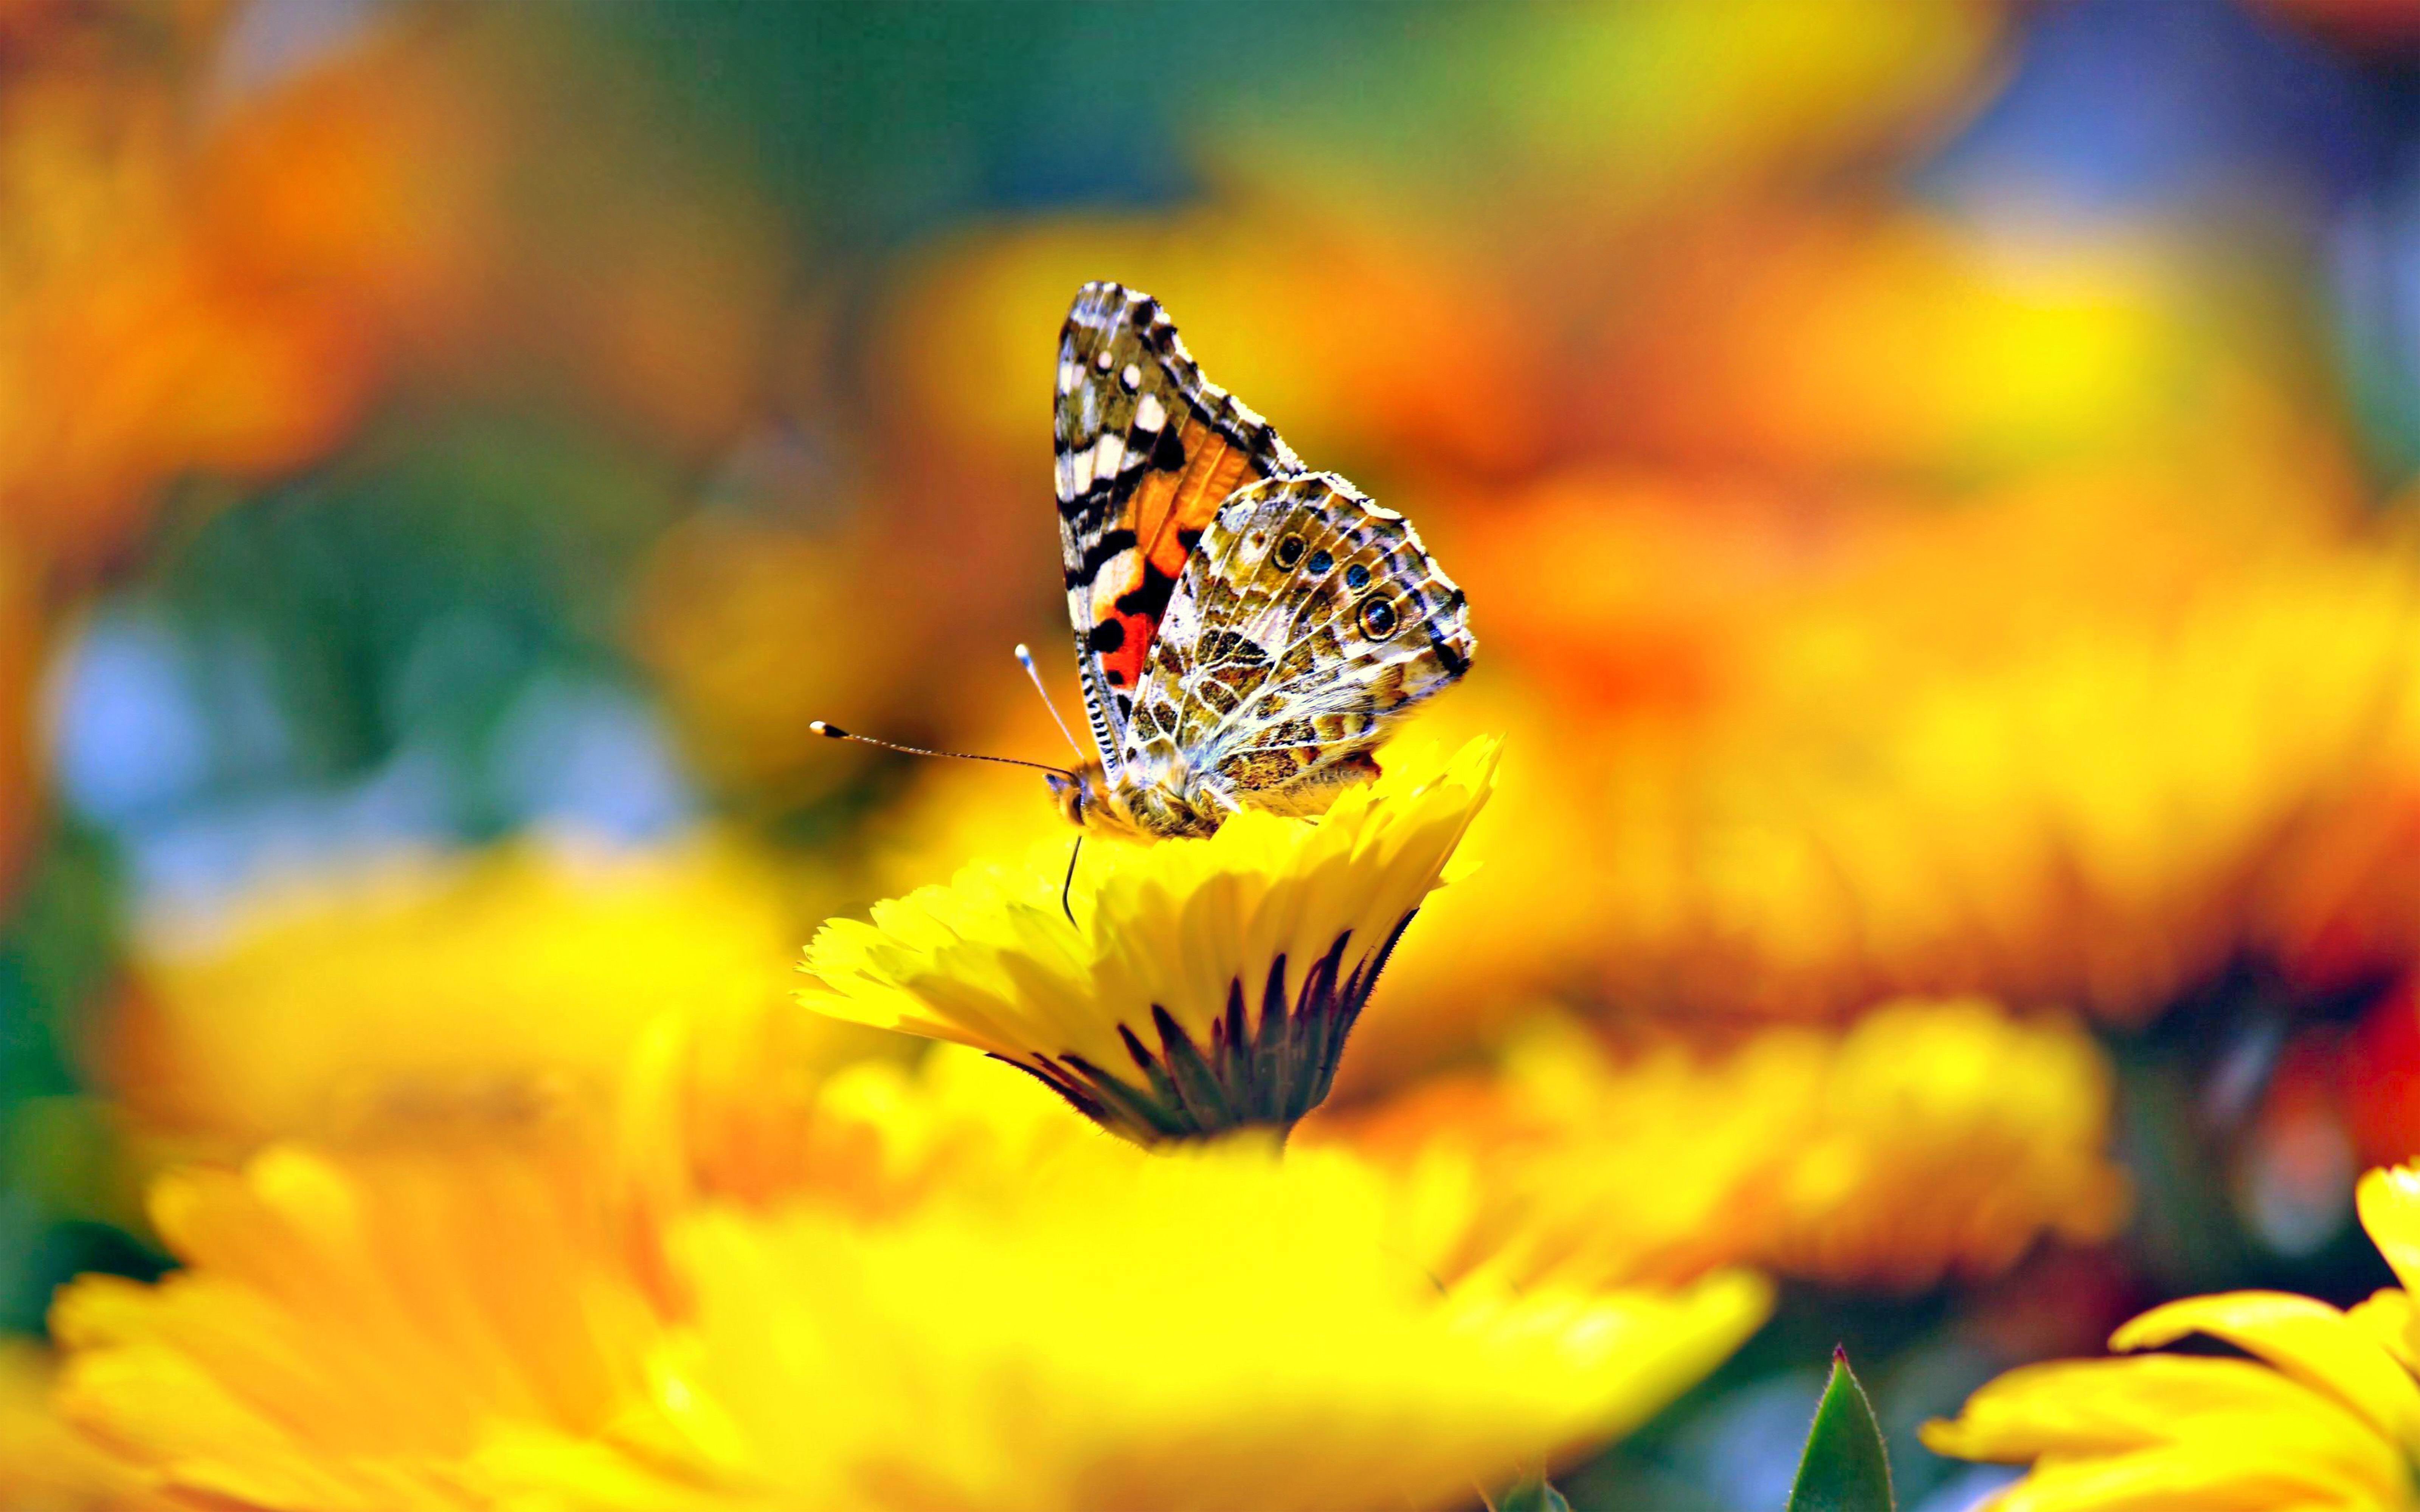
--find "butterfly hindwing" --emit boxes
[1055,282,1302,782]
[1131,472,1474,812]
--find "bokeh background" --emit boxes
[14,0,2420,1506]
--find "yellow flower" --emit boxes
[1924,1163,2420,1510]
[52,1137,664,1512]
[116,833,861,1154]
[1318,998,2126,1291]
[797,736,1499,1142]
[51,1046,1766,1512]
[621,1133,1766,1512]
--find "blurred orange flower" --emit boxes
[0,13,482,578]
[1564,209,2274,483]
[0,1,788,903]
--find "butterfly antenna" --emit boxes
[1014,643,1086,761]
[809,721,1075,778]
[1060,835,1082,925]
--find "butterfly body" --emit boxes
[1052,282,1473,839]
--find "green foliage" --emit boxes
[0,822,163,1334]
[0,821,124,1106]
[143,412,684,837]
[1787,1350,1894,1512]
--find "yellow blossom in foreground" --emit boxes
[1925,1163,2420,1510]
[799,737,1498,1141]
[117,833,841,1153]
[627,1134,1767,1512]
[51,1045,1766,1512]
[52,1137,661,1512]
[1318,999,2126,1291]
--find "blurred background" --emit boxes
[15,0,2420,1506]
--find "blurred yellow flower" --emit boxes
[1924,1163,2420,1511]
[1320,999,2125,1292]
[1569,208,2221,481]
[1347,470,2420,1059]
[114,833,833,1154]
[1208,0,2003,236]
[799,736,1497,1141]
[53,1044,1766,1512]
[0,1340,179,1512]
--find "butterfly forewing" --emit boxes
[1055,282,1302,781]
[1135,473,1474,809]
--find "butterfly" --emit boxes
[1044,281,1475,840]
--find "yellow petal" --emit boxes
[1995,1444,2408,1512]
[2112,1292,2420,1450]
[2359,1166,2420,1300]
[1922,1354,2394,1481]
[2348,1289,2420,1379]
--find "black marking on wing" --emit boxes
[1068,528,1140,590]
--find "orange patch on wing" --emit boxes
[1134,420,1258,570]
[1097,418,1272,689]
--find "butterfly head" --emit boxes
[1047,761,1163,840]
[1046,761,1108,828]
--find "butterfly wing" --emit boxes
[1056,282,1302,782]
[1131,472,1474,812]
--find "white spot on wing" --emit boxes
[1058,359,1080,395]
[1120,363,1142,392]
[1134,393,1167,433]
[1093,434,1125,476]
[1070,446,1095,492]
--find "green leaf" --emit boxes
[1499,1479,1571,1512]
[1787,1348,1895,1512]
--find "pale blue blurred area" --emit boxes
[484,673,695,841]
[1919,0,2420,483]
[48,603,694,907]
[1922,0,2388,221]
[1909,1466,2023,1512]
[1669,1368,1828,1512]
[51,612,219,828]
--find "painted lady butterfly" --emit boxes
[1045,282,1475,839]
